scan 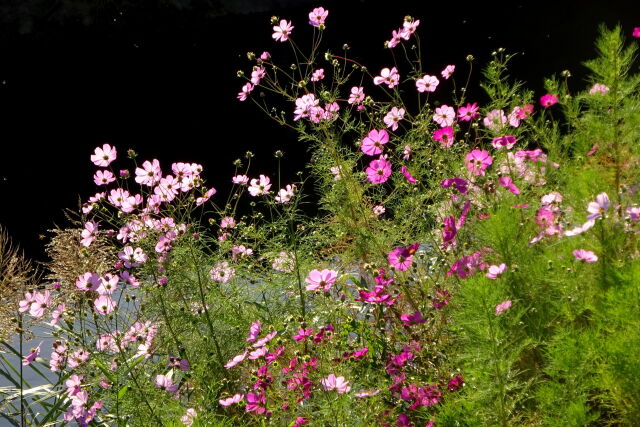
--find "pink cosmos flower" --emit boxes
[321,374,351,393]
[97,273,119,295]
[253,330,277,348]
[384,106,405,131]
[634,27,640,38]
[248,175,272,196]
[400,311,426,326]
[49,303,65,326]
[28,290,51,318]
[210,261,235,283]
[196,187,216,206]
[441,177,469,195]
[135,159,162,186]
[441,64,455,79]
[305,269,338,291]
[416,74,439,92]
[483,109,507,131]
[22,341,43,366]
[457,102,479,122]
[308,7,328,27]
[225,351,248,369]
[373,205,385,216]
[355,389,380,398]
[348,86,365,105]
[486,263,507,279]
[94,296,116,315]
[627,206,640,222]
[498,176,520,194]
[293,328,314,342]
[154,374,178,393]
[310,68,324,82]
[495,300,512,316]
[401,18,420,38]
[294,93,319,121]
[373,67,400,89]
[403,145,411,160]
[248,346,267,359]
[250,66,266,85]
[366,157,392,184]
[272,19,294,42]
[401,166,416,184]
[246,321,261,342]
[491,135,517,150]
[442,216,457,247]
[388,242,419,271]
[465,150,493,176]
[433,105,455,127]
[181,408,197,426]
[589,83,609,95]
[80,221,99,247]
[387,28,402,48]
[93,170,115,186]
[91,144,117,167]
[272,252,295,273]
[433,126,454,148]
[361,129,389,156]
[275,184,296,203]
[219,394,244,407]
[586,192,610,220]
[232,174,249,185]
[237,82,254,101]
[245,392,268,415]
[573,249,598,263]
[540,93,558,108]
[220,217,236,229]
[76,272,101,292]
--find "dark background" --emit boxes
[0,0,638,262]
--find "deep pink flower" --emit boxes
[540,93,558,108]
[388,242,419,271]
[442,216,457,247]
[573,249,598,263]
[384,106,405,131]
[308,7,328,27]
[491,135,517,150]
[465,149,493,176]
[457,102,479,122]
[400,311,426,326]
[433,126,454,147]
[441,177,468,194]
[321,374,351,393]
[495,300,512,316]
[293,328,314,342]
[22,341,43,366]
[447,374,464,391]
[361,129,389,156]
[373,67,400,89]
[400,166,416,184]
[486,263,507,279]
[245,392,268,415]
[498,176,520,194]
[272,20,294,42]
[91,144,117,167]
[366,158,392,184]
[416,74,439,92]
[433,288,451,309]
[441,64,455,79]
[433,105,455,127]
[305,269,338,291]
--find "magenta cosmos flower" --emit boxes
[465,149,493,176]
[361,129,389,156]
[308,7,328,27]
[540,93,558,108]
[388,242,420,271]
[573,249,598,263]
[491,135,517,150]
[401,166,416,184]
[321,374,351,393]
[91,143,117,167]
[457,102,479,122]
[272,20,294,42]
[433,126,454,148]
[366,158,392,184]
[305,269,338,291]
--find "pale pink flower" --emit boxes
[135,159,162,186]
[403,145,411,160]
[181,408,198,426]
[305,269,338,291]
[249,346,267,359]
[486,263,507,279]
[29,290,51,318]
[219,394,244,407]
[373,67,400,89]
[441,65,455,79]
[67,349,90,368]
[458,102,479,122]
[433,105,455,127]
[361,129,389,156]
[76,272,101,292]
[293,94,319,121]
[330,165,343,180]
[308,7,328,27]
[246,321,261,342]
[272,252,295,273]
[387,29,402,48]
[586,192,610,220]
[373,205,385,216]
[627,207,640,222]
[232,245,253,262]
[250,66,266,85]
[495,300,512,316]
[210,261,235,283]
[49,303,65,326]
[355,389,380,398]
[237,82,254,101]
[196,188,216,206]
[416,74,439,92]
[348,86,365,105]
[225,351,248,369]
[91,144,117,167]
[97,273,119,295]
[465,150,493,176]
[220,217,236,229]
[310,68,325,81]
[400,18,420,39]
[94,295,116,315]
[483,109,507,131]
[93,170,115,186]
[232,174,249,185]
[564,220,596,237]
[275,184,296,203]
[272,19,294,42]
[573,249,598,263]
[321,374,351,393]
[248,175,272,196]
[154,374,178,393]
[80,221,99,247]
[384,106,405,131]
[366,158,392,184]
[252,330,277,348]
[22,341,43,366]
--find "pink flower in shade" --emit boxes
[442,216,457,247]
[49,303,66,326]
[483,109,507,131]
[348,86,365,105]
[373,205,385,216]
[540,93,558,108]
[447,374,464,391]
[465,150,493,176]
[388,242,420,271]
[447,251,486,278]
[491,135,517,150]
[210,261,235,283]
[433,126,455,148]
[486,263,507,279]
[181,408,197,426]
[373,67,400,89]
[403,145,411,160]
[589,83,610,95]
[355,389,380,398]
[384,106,405,131]
[154,374,178,393]
[93,170,115,186]
[305,269,338,291]
[401,166,417,184]
[495,300,512,316]
[245,392,268,415]
[237,82,254,101]
[441,177,469,195]
[80,221,98,247]
[311,68,325,81]
[275,184,296,203]
[361,129,389,156]
[135,159,162,186]
[219,394,244,407]
[196,187,216,206]
[433,105,455,127]
[498,176,521,194]
[220,217,236,229]
[441,64,455,79]
[433,289,451,309]
[457,102,479,122]
[321,374,351,393]
[90,144,117,167]
[22,341,43,366]
[308,7,328,27]
[225,351,248,369]
[416,74,439,92]
[586,192,610,220]
[627,207,640,222]
[366,158,392,184]
[76,272,101,292]
[250,66,266,85]
[400,311,426,327]
[94,295,116,315]
[248,175,271,196]
[232,174,249,185]
[246,321,261,342]
[293,328,314,342]
[573,249,598,263]
[272,19,294,42]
